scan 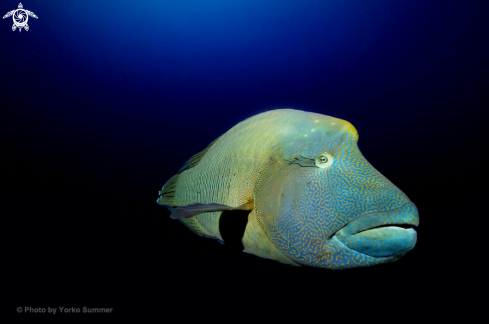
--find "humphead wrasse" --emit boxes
[157,109,419,269]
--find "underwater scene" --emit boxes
[4,0,488,316]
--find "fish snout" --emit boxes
[334,202,419,257]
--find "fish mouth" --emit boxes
[333,202,419,257]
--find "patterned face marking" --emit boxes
[254,118,417,269]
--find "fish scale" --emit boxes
[173,110,302,239]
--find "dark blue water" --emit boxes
[4,0,488,313]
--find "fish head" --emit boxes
[254,112,419,269]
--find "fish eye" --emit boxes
[317,155,328,164]
[315,153,333,168]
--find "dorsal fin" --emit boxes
[157,136,221,208]
[177,136,221,174]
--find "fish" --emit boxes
[157,109,419,269]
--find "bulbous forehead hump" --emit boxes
[294,111,357,137]
[278,111,358,157]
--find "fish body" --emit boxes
[157,109,419,269]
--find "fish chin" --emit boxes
[334,201,419,258]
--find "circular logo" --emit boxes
[13,9,28,27]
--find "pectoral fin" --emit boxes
[170,202,252,219]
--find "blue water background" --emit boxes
[2,0,488,307]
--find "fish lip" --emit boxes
[331,201,419,238]
[325,201,419,259]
